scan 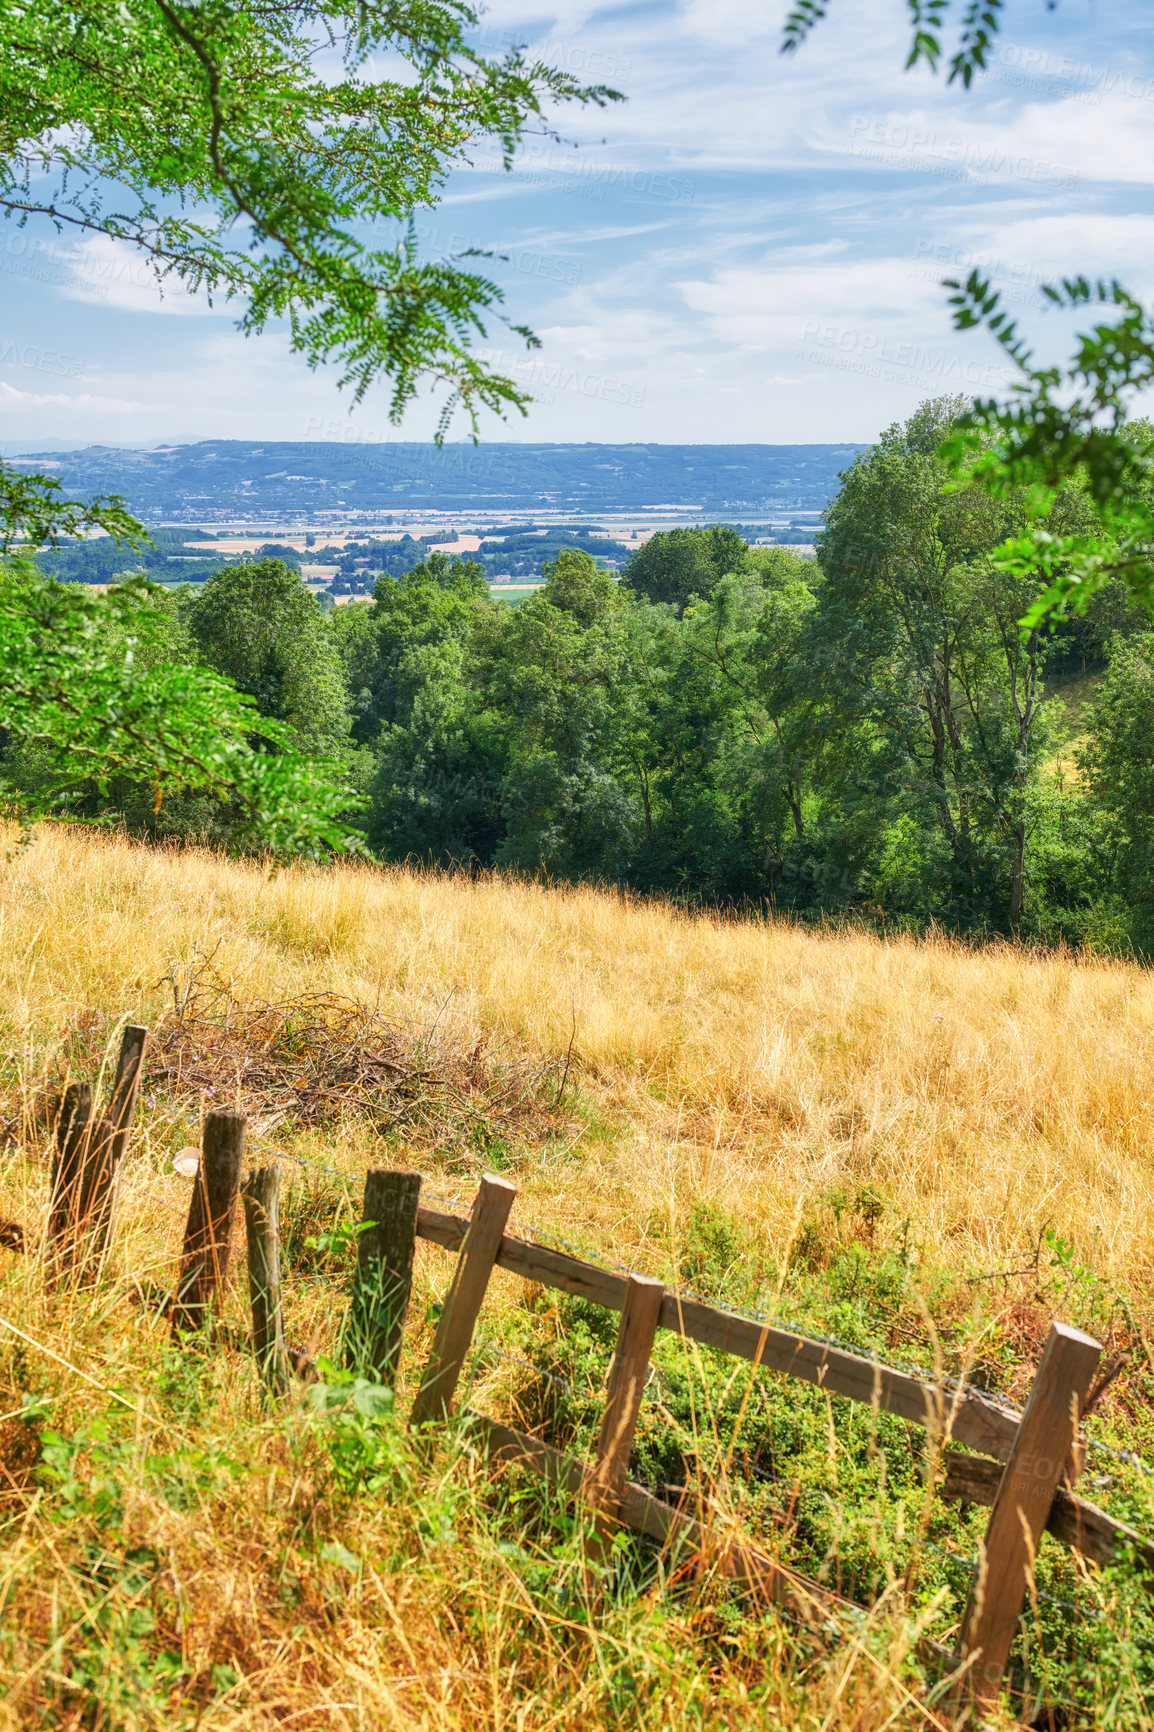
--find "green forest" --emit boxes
[7,398,1154,951]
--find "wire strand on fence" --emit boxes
[264,1148,1154,1499]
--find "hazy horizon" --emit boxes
[3,1,1151,450]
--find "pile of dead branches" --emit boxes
[46,957,570,1157]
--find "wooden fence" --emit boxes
[9,1021,1154,1724]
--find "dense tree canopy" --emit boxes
[187,560,351,755]
[0,0,615,854]
[8,400,1153,943]
[0,560,359,855]
[622,525,751,614]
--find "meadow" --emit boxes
[1,827,1153,1729]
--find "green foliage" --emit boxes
[539,546,619,627]
[939,279,1154,624]
[306,1366,401,1496]
[0,0,620,431]
[476,524,634,580]
[810,398,1087,930]
[0,0,625,865]
[34,528,233,587]
[783,0,1014,90]
[187,559,352,755]
[622,525,751,614]
[0,561,361,857]
[1080,635,1154,950]
[0,465,145,559]
[8,411,1134,939]
[234,399,1142,945]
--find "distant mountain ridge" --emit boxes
[9,441,864,519]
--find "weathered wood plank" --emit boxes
[410,1178,517,1432]
[242,1164,291,1397]
[586,1273,665,1569]
[414,1205,1022,1460]
[77,1023,149,1271]
[105,1025,148,1168]
[171,1109,247,1337]
[956,1322,1101,1716]
[941,1447,1154,1575]
[44,1083,93,1281]
[43,1027,149,1284]
[346,1169,422,1384]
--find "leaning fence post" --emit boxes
[77,1024,149,1274]
[89,1024,148,1237]
[242,1164,291,1397]
[409,1174,517,1434]
[171,1109,247,1338]
[344,1169,422,1385]
[954,1321,1101,1718]
[585,1273,665,1561]
[44,1027,149,1285]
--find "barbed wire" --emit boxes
[505,1211,1034,1423]
[1083,1437,1154,1480]
[468,1339,584,1404]
[261,1146,1154,1499]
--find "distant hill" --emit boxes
[7,441,864,520]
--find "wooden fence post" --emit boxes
[77,1024,149,1272]
[345,1169,422,1385]
[409,1175,517,1434]
[171,1109,247,1338]
[242,1164,291,1397]
[585,1273,665,1561]
[44,1083,93,1279]
[44,1026,149,1284]
[954,1321,1101,1718]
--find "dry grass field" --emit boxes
[1,826,1153,1730]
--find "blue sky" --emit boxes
[2,0,1152,449]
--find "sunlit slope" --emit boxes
[3,826,1152,1293]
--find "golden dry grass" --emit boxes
[3,824,1153,1293]
[2,825,1154,1731]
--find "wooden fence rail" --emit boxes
[414,1202,1023,1459]
[6,1017,1149,1727]
[408,1179,1136,1723]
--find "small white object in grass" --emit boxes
[172,1148,200,1178]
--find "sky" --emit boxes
[2,0,1152,450]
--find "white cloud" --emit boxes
[0,380,152,412]
[3,0,1152,444]
[676,251,948,350]
[61,234,224,316]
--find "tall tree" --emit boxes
[187,560,351,754]
[623,526,750,615]
[486,573,636,880]
[811,399,1082,929]
[340,554,491,744]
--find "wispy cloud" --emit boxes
[0,380,152,412]
[2,0,1150,442]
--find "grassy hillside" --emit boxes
[1,830,1153,1729]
